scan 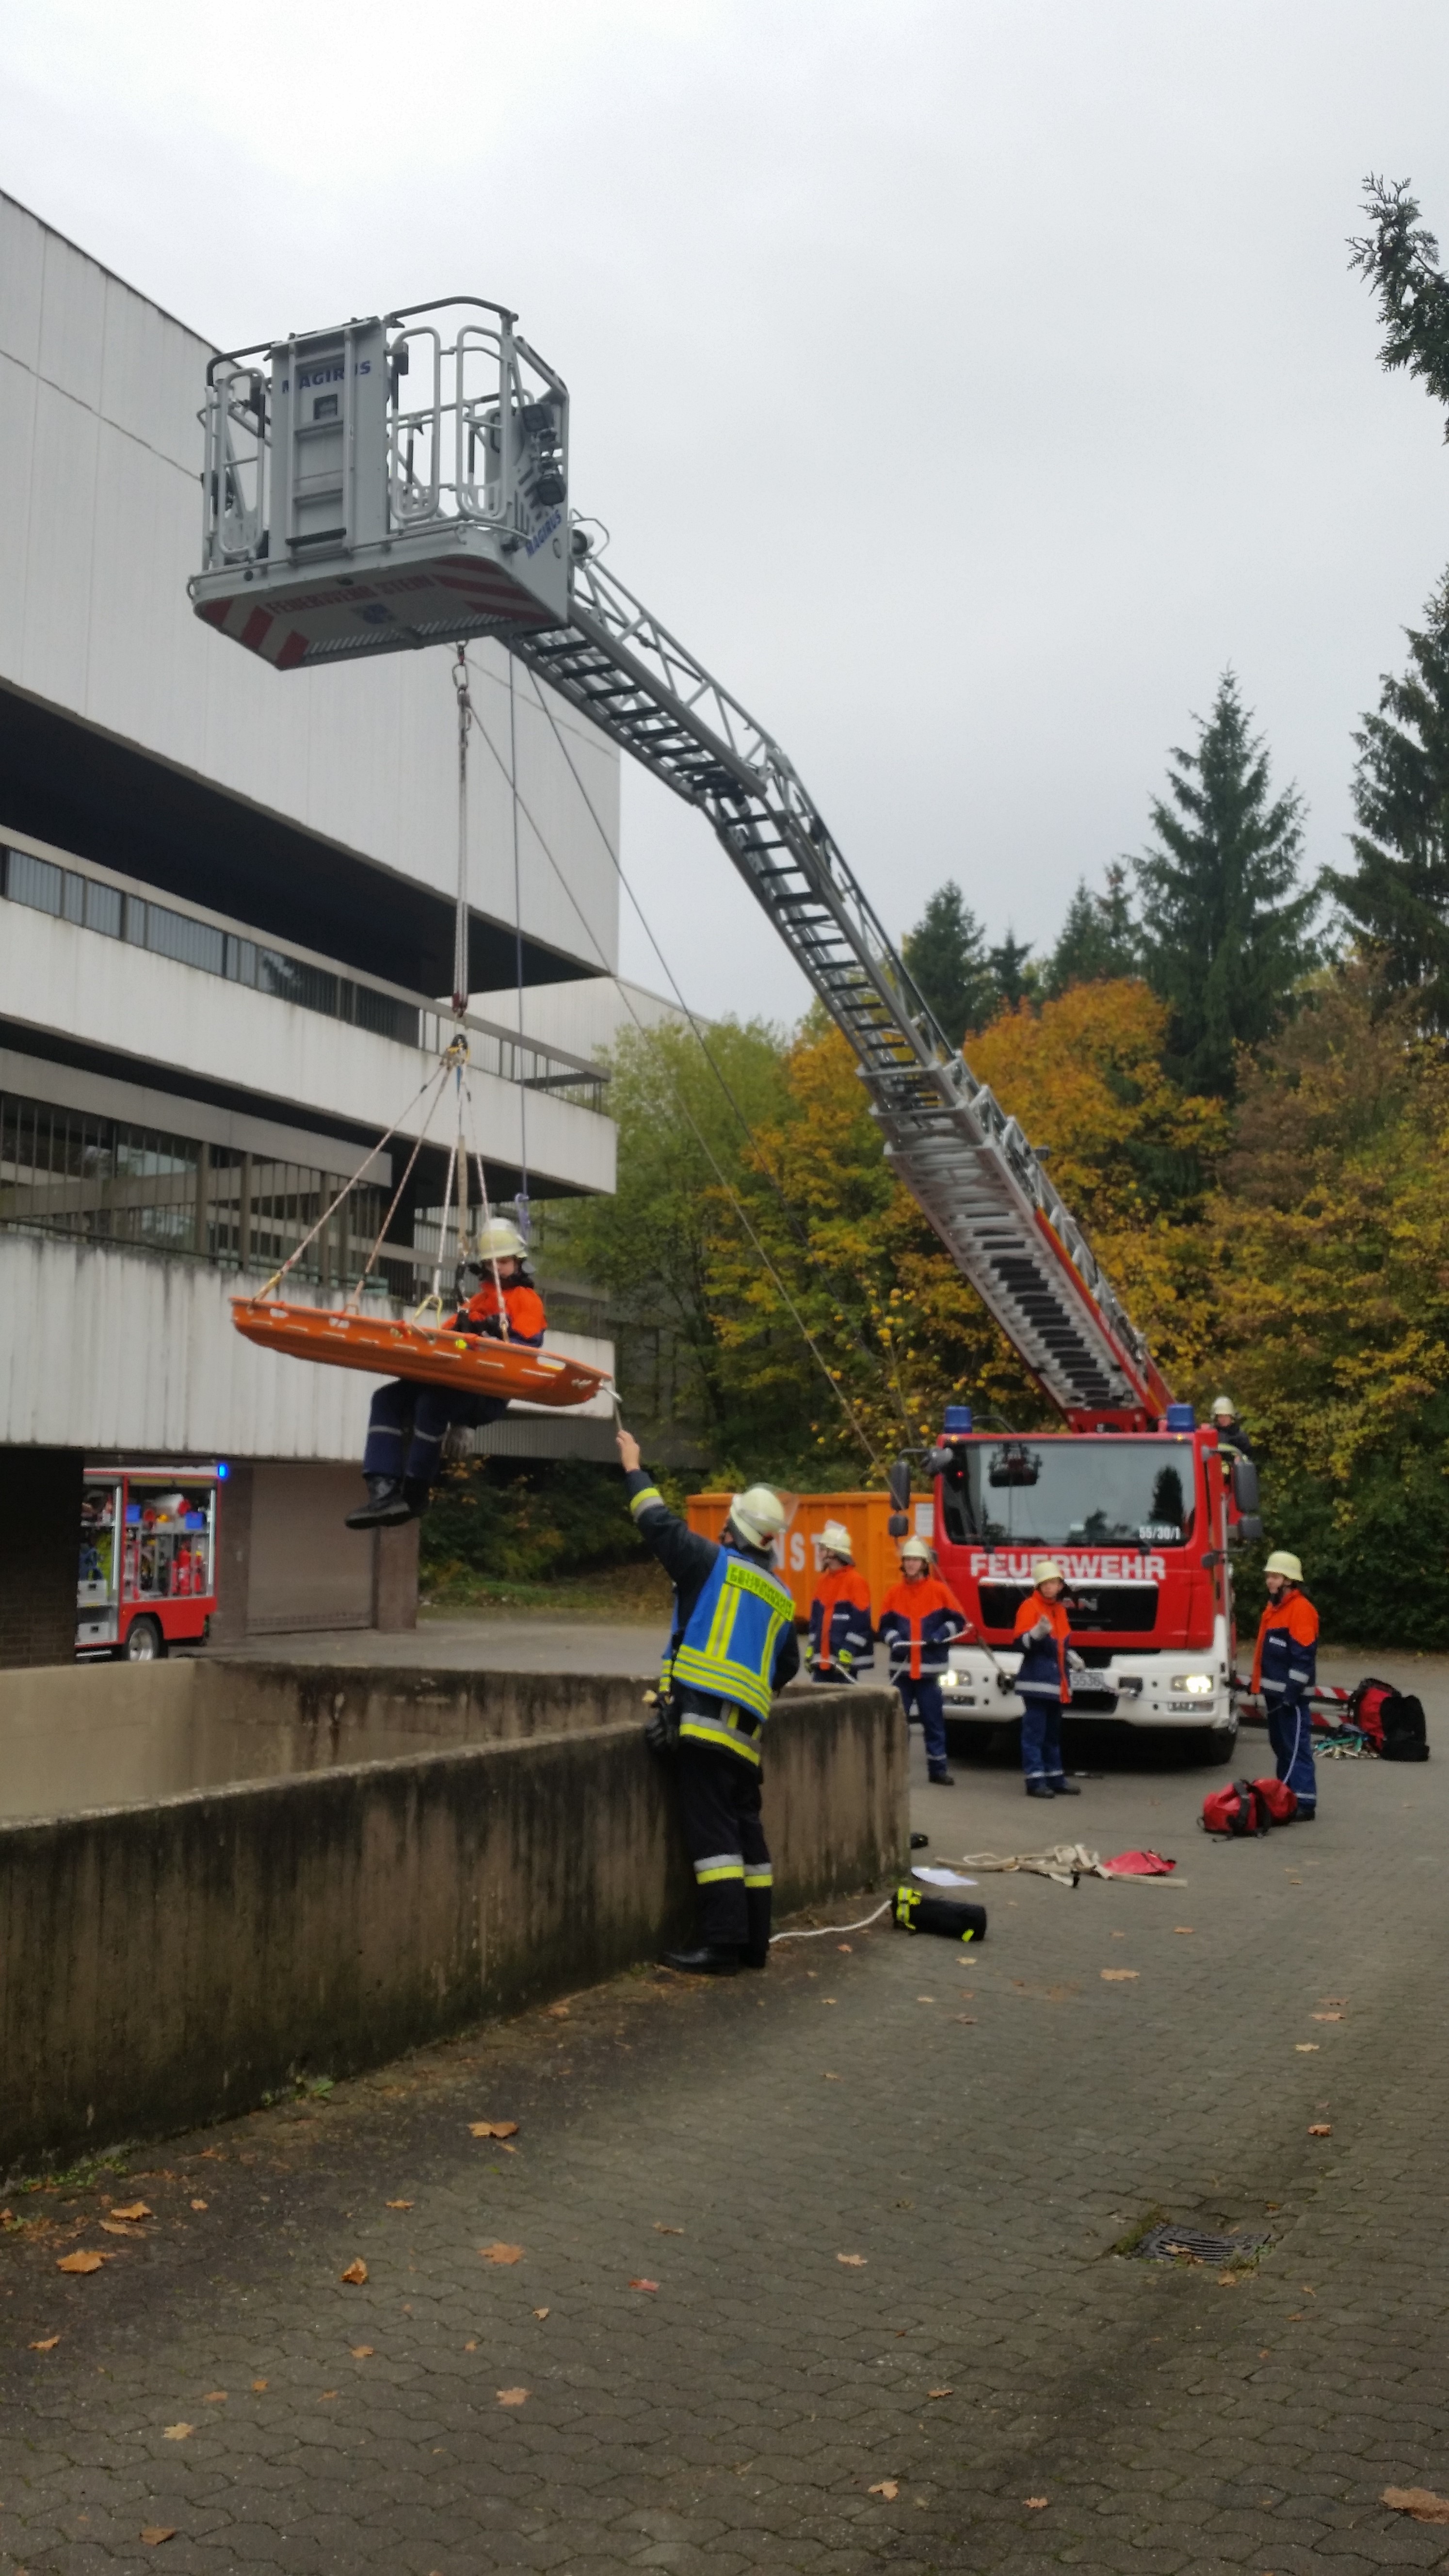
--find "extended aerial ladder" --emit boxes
[191,297,1172,1433]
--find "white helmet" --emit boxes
[728,1485,787,1550]
[1264,1549,1302,1583]
[899,1534,933,1564]
[1211,1395,1237,1419]
[1032,1557,1065,1585]
[475,1217,526,1262]
[819,1520,854,1562]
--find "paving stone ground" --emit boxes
[4,1664,1449,2575]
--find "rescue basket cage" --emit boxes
[191,298,572,670]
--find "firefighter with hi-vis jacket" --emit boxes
[616,1426,800,1976]
[1251,1549,1319,1818]
[806,1521,873,1685]
[1014,1558,1088,1799]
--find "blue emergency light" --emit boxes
[943,1404,973,1436]
[1163,1403,1195,1433]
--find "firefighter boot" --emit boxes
[400,1476,432,1519]
[742,1885,772,1971]
[345,1477,413,1530]
[661,1945,741,1975]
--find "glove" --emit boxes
[1066,1648,1087,1676]
[642,1689,679,1756]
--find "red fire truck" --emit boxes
[926,1407,1253,1757]
[77,1464,224,1660]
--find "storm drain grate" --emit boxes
[1134,2224,1269,2265]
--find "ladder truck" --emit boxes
[190,297,1259,1755]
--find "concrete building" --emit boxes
[0,192,622,1664]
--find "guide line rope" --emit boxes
[515,661,918,1452]
[458,676,887,1471]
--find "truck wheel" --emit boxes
[1185,1720,1236,1766]
[121,1616,165,1663]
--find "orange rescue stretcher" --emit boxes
[230,1297,610,1410]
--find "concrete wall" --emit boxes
[0,1669,905,2174]
[0,191,620,974]
[0,1233,613,1459]
[0,1445,82,1666]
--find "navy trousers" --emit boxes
[896,1677,949,1773]
[675,1743,772,1953]
[361,1379,508,1491]
[1267,1694,1317,1813]
[1020,1690,1066,1785]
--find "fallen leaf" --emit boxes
[869,2480,900,2500]
[629,2277,660,2292]
[479,2242,523,2266]
[1259,2348,1272,2358]
[927,2386,953,2399]
[252,2379,268,2391]
[203,2391,226,2403]
[1173,1927,1194,1935]
[469,2121,520,2139]
[532,2307,550,2320]
[823,2071,840,2080]
[546,2003,570,2019]
[141,2530,177,2547]
[29,2335,60,2351]
[385,2200,413,2210]
[654,2222,684,2235]
[190,2199,208,2212]
[1295,2044,1320,2053]
[351,2345,374,2358]
[340,2259,368,2284]
[100,2219,145,2236]
[837,2254,867,2267]
[1307,2124,1332,2137]
[1025,2496,1049,2510]
[954,2016,977,2025]
[837,1942,853,1952]
[162,2422,193,2440]
[320,2389,338,2401]
[1217,2272,1240,2287]
[465,2340,478,2351]
[496,2386,530,2406]
[109,2202,153,2222]
[1100,1969,1139,1982]
[1312,2011,1342,2021]
[56,2250,106,2274]
[1383,2487,1449,2525]
[916,1996,935,2005]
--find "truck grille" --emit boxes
[978,1583,1159,1634]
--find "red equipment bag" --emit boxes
[1200,1777,1269,1837]
[1252,1775,1298,1825]
[1348,1677,1395,1751]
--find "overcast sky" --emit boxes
[5,0,1449,1024]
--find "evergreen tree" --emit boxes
[1327,571,1449,1029]
[1134,673,1319,1096]
[1350,177,1449,434]
[902,882,996,1041]
[987,930,1040,1012]
[1046,863,1140,995]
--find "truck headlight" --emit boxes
[1170,1673,1214,1695]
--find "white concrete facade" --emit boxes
[0,193,620,971]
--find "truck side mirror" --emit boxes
[1231,1457,1259,1517]
[886,1459,911,1540]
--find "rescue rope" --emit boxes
[770,1898,893,1944]
[253,1058,452,1301]
[460,678,889,1472]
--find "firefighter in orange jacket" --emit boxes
[878,1537,970,1785]
[806,1521,874,1685]
[1251,1549,1319,1817]
[347,1218,546,1529]
[1013,1557,1087,1798]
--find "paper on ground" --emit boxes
[911,1867,979,1887]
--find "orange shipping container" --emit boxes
[685,1490,941,1624]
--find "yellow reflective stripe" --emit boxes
[706,1570,743,1665]
[678,1716,762,1767]
[671,1644,774,1718]
[694,1860,745,1884]
[629,1484,664,1520]
[743,1869,773,1887]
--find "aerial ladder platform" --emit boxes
[191,297,1172,1434]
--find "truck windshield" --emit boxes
[942,1441,1197,1547]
